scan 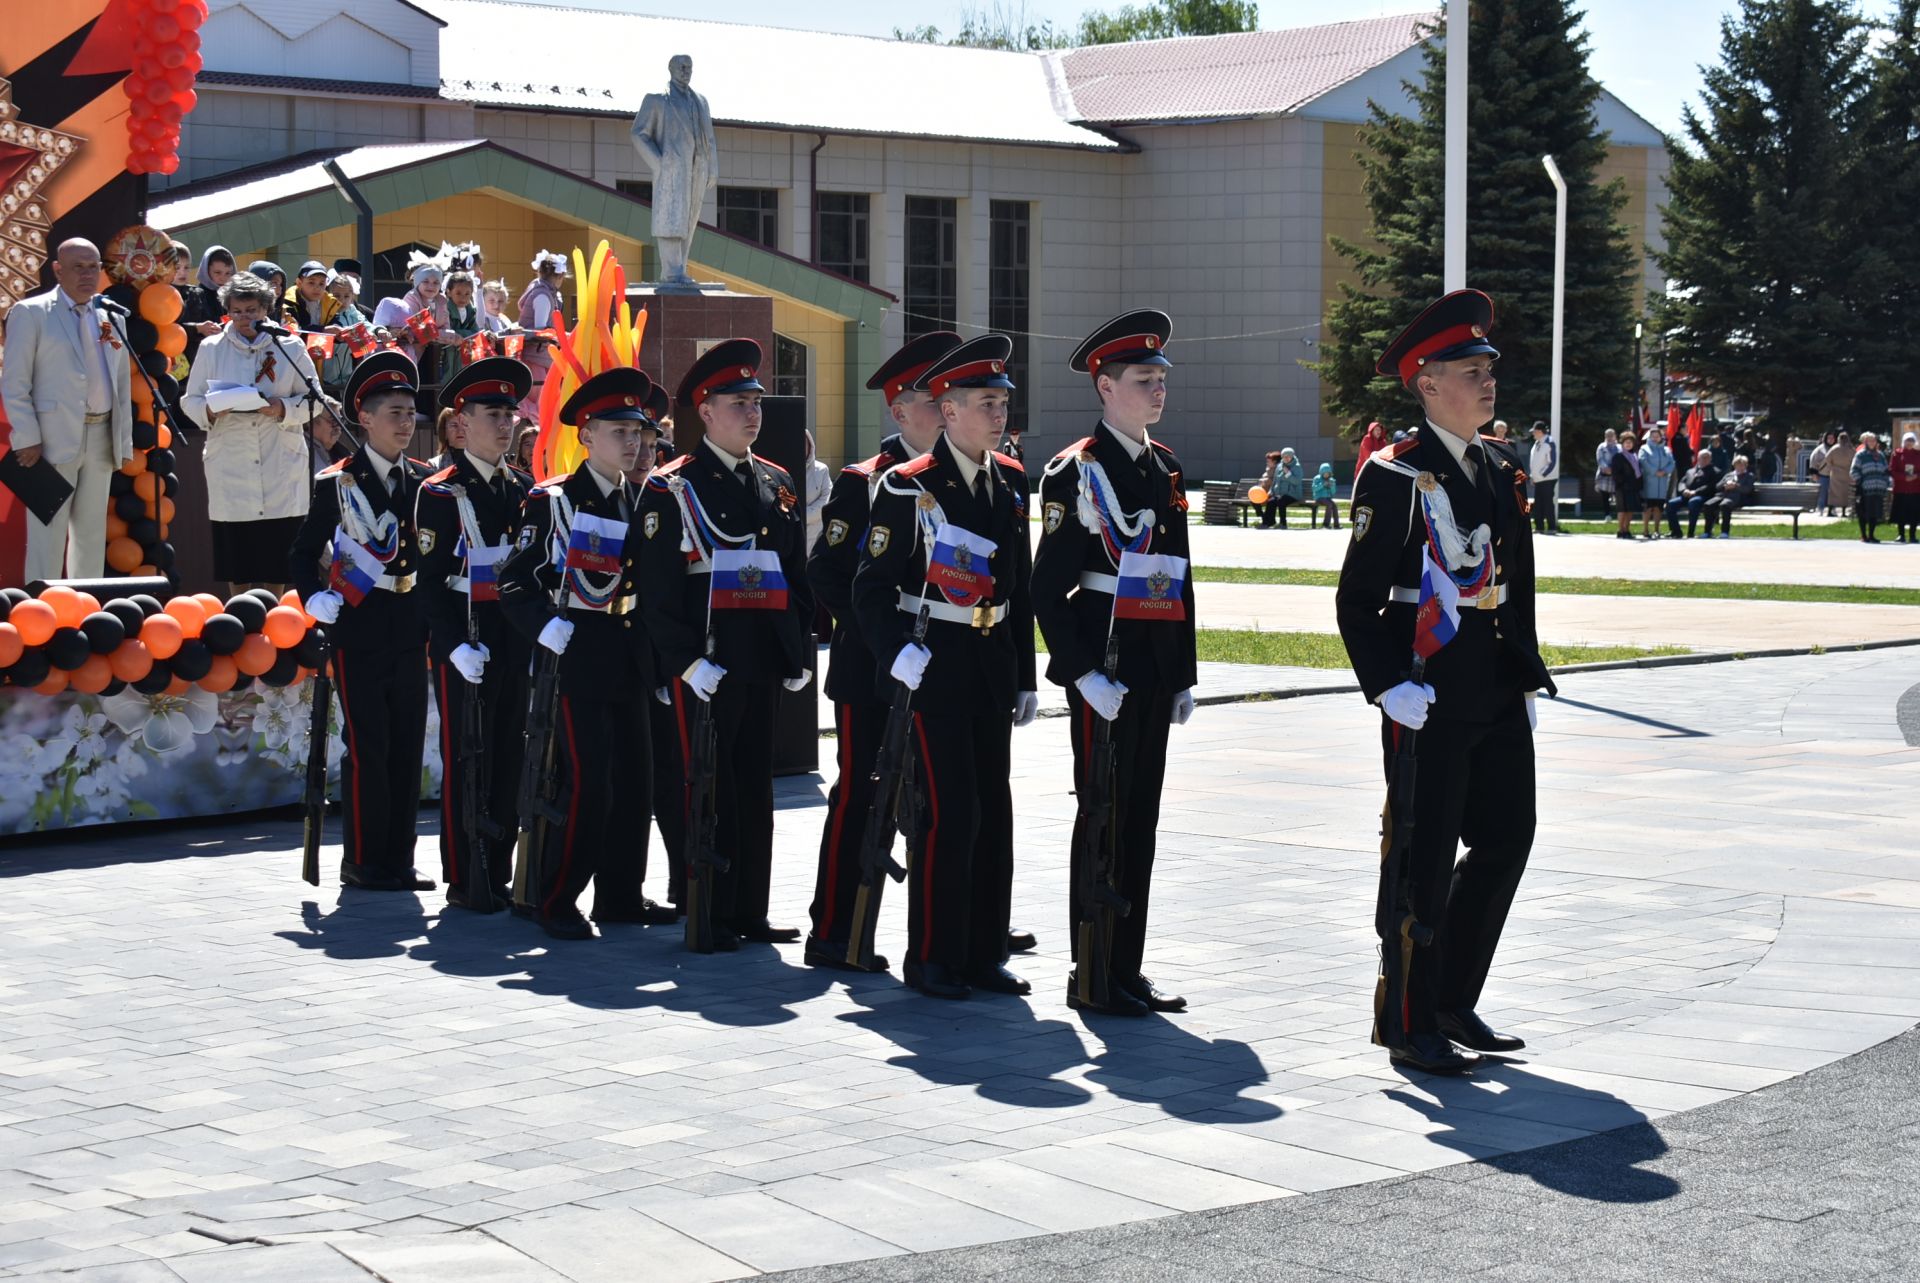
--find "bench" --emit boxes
[1741,481,1820,538]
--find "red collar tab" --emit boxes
[1088,333,1160,373]
[929,358,1005,396]
[885,361,936,404]
[355,368,413,410]
[693,364,758,406]
[1398,322,1487,384]
[453,379,516,409]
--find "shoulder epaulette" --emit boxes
[757,459,794,485]
[894,452,938,478]
[1379,438,1419,461]
[650,455,690,479]
[421,466,458,497]
[991,449,1025,473]
[407,456,429,467]
[844,451,890,479]
[507,464,534,486]
[317,459,350,478]
[1053,436,1097,462]
[528,473,572,499]
[1150,439,1179,459]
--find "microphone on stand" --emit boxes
[90,294,131,316]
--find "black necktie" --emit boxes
[735,460,754,489]
[489,472,508,505]
[973,471,988,507]
[1465,442,1495,504]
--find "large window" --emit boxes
[989,201,1032,425]
[816,191,870,283]
[718,186,779,248]
[615,179,653,202]
[904,195,957,338]
[773,334,807,399]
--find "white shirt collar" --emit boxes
[704,438,748,472]
[583,460,624,498]
[947,439,986,491]
[1425,420,1480,476]
[365,449,403,485]
[465,452,498,484]
[1100,420,1151,461]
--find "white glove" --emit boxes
[890,644,932,691]
[1170,689,1195,725]
[782,670,812,693]
[305,590,343,625]
[1012,691,1039,728]
[684,658,726,702]
[1526,692,1538,731]
[1381,680,1437,730]
[654,685,673,706]
[537,617,573,656]
[1075,671,1129,722]
[449,642,489,684]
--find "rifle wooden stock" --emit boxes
[681,672,725,954]
[514,591,570,918]
[299,640,333,887]
[459,617,504,909]
[845,606,929,970]
[1073,635,1130,1007]
[1372,655,1435,1049]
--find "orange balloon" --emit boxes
[154,324,187,359]
[39,586,87,630]
[10,600,57,646]
[77,593,102,616]
[132,381,154,410]
[192,593,225,619]
[106,537,143,572]
[235,633,276,676]
[0,623,21,668]
[140,282,184,324]
[262,606,307,649]
[163,597,206,638]
[141,613,184,658]
[136,564,159,576]
[198,654,238,692]
[33,670,69,696]
[134,471,161,501]
[160,495,176,523]
[280,590,317,628]
[165,675,190,696]
[106,512,129,541]
[70,654,113,694]
[157,422,174,450]
[109,639,154,683]
[120,452,148,477]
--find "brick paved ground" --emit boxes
[1,648,1916,1281]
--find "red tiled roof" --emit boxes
[1051,11,1436,124]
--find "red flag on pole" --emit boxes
[1685,404,1704,452]
[1666,405,1683,446]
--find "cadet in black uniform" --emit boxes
[803,330,960,971]
[1033,310,1197,1016]
[638,339,813,950]
[289,352,434,891]
[851,334,1038,1000]
[414,357,535,912]
[498,367,661,940]
[1335,289,1555,1074]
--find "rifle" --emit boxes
[513,586,570,919]
[682,638,728,954]
[1372,654,1436,1050]
[1073,633,1131,1009]
[459,613,505,911]
[300,636,334,886]
[844,604,929,971]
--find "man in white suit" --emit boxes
[1,239,133,582]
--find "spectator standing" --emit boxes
[1755,434,1781,483]
[480,279,517,334]
[1890,431,1920,543]
[1610,429,1643,539]
[1638,428,1674,538]
[1709,429,1734,472]
[1309,461,1340,528]
[1810,430,1839,514]
[1826,431,1857,517]
[511,423,540,472]
[180,270,322,592]
[802,427,831,554]
[179,245,234,368]
[1850,432,1891,543]
[1671,425,1694,472]
[1700,453,1755,538]
[1594,427,1621,513]
[1527,420,1560,533]
[1354,420,1387,478]
[518,250,568,417]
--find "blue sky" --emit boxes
[509,0,1904,136]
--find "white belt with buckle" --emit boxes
[1388,583,1506,609]
[376,572,415,594]
[898,590,1008,629]
[1077,572,1119,594]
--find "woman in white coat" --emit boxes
[182,271,322,593]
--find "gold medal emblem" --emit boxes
[1415,471,1439,494]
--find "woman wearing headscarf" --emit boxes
[246,260,296,323]
[1850,432,1892,543]
[1594,427,1621,514]
[1890,431,1920,543]
[1354,420,1387,478]
[179,245,235,367]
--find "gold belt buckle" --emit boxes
[972,602,996,631]
[1475,588,1499,611]
[388,573,416,594]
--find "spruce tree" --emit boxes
[1315,0,1638,458]
[1653,0,1873,431]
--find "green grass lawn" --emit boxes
[1554,518,1869,541]
[1191,566,1920,608]
[1189,629,1687,669]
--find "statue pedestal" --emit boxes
[628,285,774,448]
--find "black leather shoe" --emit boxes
[536,912,594,941]
[445,885,503,913]
[1007,928,1038,953]
[710,926,740,952]
[966,964,1031,996]
[903,958,971,999]
[594,899,680,927]
[1387,1033,1481,1075]
[804,935,888,972]
[736,921,803,944]
[342,865,435,892]
[1118,975,1187,1013]
[1065,974,1149,1017]
[1437,1009,1526,1052]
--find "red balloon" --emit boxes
[159,46,185,69]
[151,0,181,12]
[124,76,148,101]
[165,65,194,93]
[153,101,182,126]
[152,15,181,41]
[178,3,206,31]
[155,154,180,175]
[172,89,197,113]
[145,79,173,105]
[180,31,201,54]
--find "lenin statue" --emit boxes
[631,55,719,290]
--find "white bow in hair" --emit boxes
[406,247,447,279]
[531,249,569,274]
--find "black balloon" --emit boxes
[109,471,133,497]
[115,493,147,521]
[170,640,212,682]
[7,652,50,688]
[103,678,128,697]
[247,588,282,609]
[105,600,146,635]
[146,447,176,475]
[0,587,26,611]
[294,629,328,668]
[261,649,301,687]
[129,594,165,618]
[80,612,126,654]
[132,659,173,695]
[131,420,159,452]
[162,473,179,498]
[125,317,158,351]
[129,518,160,545]
[224,595,267,632]
[140,351,170,378]
[46,627,92,671]
[105,282,139,310]
[229,673,255,694]
[154,374,180,402]
[148,542,176,571]
[200,614,245,656]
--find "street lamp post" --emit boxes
[1444,0,1468,291]
[1632,321,1643,431]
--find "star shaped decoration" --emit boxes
[0,77,85,324]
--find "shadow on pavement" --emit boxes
[1081,1015,1285,1122]
[838,989,1096,1107]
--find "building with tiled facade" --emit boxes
[151,0,1670,480]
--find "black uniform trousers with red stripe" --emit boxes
[332,641,429,877]
[430,656,528,899]
[808,699,888,945]
[649,690,688,906]
[668,676,778,930]
[540,691,652,920]
[1065,682,1174,981]
[908,707,1014,973]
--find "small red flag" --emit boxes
[1686,405,1704,452]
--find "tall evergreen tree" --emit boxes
[1854,0,1920,420]
[1653,0,1874,430]
[1315,1,1638,456]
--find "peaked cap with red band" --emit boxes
[440,355,532,412]
[1378,289,1500,387]
[643,383,671,426]
[1069,308,1173,377]
[562,366,656,426]
[867,330,962,404]
[914,332,1016,397]
[675,337,765,413]
[345,351,418,415]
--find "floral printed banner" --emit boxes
[0,682,443,835]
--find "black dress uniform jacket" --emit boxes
[851,435,1037,709]
[1031,422,1198,693]
[1335,430,1555,716]
[415,450,535,663]
[811,434,912,704]
[288,447,431,650]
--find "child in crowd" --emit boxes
[1310,461,1340,529]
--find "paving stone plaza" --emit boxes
[2,523,1917,1283]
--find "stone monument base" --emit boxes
[626,285,775,450]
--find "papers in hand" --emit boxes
[204,381,269,415]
